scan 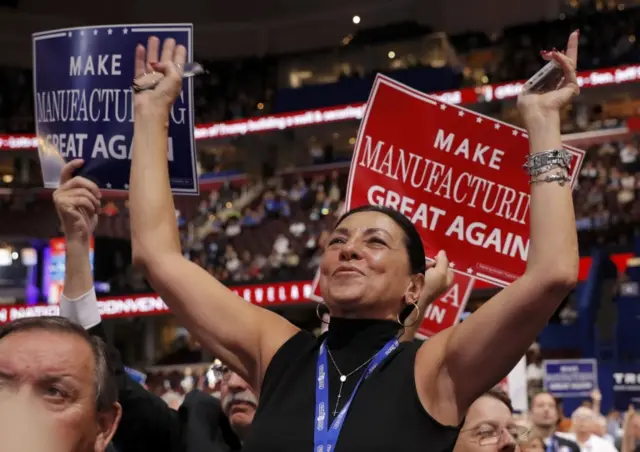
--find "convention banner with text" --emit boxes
[345,75,586,287]
[32,24,198,194]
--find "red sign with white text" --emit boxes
[310,270,323,302]
[345,75,585,287]
[417,273,474,338]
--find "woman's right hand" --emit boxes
[133,36,187,113]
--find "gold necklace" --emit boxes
[326,347,377,416]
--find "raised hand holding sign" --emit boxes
[33,24,198,194]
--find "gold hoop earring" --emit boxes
[397,300,421,328]
[316,302,331,324]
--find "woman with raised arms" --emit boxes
[128,31,580,452]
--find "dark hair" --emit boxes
[335,205,427,275]
[0,316,117,412]
[530,391,562,423]
[484,386,513,413]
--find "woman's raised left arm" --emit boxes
[415,31,581,425]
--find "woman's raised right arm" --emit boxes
[129,37,299,389]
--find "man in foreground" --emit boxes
[0,316,122,452]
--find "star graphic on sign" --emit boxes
[466,268,474,273]
[458,111,464,117]
[80,30,84,36]
[440,104,446,111]
[449,262,456,268]
[94,30,98,35]
[512,129,519,136]
[494,123,501,130]
[106,183,112,189]
[476,117,482,123]
[108,29,113,35]
[123,28,128,34]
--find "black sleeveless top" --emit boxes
[241,317,461,452]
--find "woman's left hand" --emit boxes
[133,36,187,112]
[517,30,580,126]
[420,250,454,304]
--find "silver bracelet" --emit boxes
[529,171,571,186]
[528,162,568,177]
[523,149,572,176]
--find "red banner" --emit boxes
[1,63,639,151]
[417,273,474,338]
[344,75,585,287]
[310,270,323,302]
[0,280,313,325]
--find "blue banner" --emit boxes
[32,24,198,194]
[613,370,640,409]
[543,359,598,398]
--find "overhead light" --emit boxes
[388,51,396,59]
[352,15,361,24]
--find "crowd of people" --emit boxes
[0,4,639,452]
[181,171,344,284]
[576,137,640,251]
[0,29,585,452]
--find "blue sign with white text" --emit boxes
[613,370,640,410]
[544,359,598,398]
[32,24,198,194]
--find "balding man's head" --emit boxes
[0,316,121,452]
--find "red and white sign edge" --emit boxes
[415,273,475,340]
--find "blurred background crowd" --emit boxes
[1,0,640,449]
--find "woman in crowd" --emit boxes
[128,31,580,452]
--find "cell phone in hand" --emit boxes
[521,60,564,95]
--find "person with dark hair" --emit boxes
[128,31,580,451]
[53,160,243,452]
[529,392,580,452]
[0,314,121,452]
[453,387,526,452]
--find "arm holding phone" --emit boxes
[54,160,183,452]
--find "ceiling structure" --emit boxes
[0,0,561,67]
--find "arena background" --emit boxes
[0,0,639,419]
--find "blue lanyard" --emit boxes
[546,437,557,452]
[314,338,399,452]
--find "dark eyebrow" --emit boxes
[0,370,15,380]
[39,373,76,383]
[333,227,393,239]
